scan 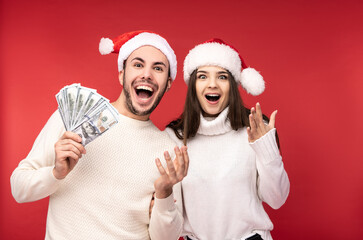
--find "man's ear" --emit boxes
[165,77,172,92]
[118,70,124,86]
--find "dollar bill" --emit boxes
[72,102,119,145]
[56,90,68,130]
[55,84,119,145]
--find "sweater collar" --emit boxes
[118,112,152,128]
[197,107,232,136]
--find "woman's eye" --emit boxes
[219,75,228,80]
[197,75,207,79]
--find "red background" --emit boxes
[1,0,362,239]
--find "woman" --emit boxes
[166,39,290,240]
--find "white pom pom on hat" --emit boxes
[183,38,265,96]
[99,38,114,55]
[99,30,177,81]
[241,67,265,96]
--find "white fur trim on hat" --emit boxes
[117,32,177,80]
[184,42,241,84]
[241,68,265,96]
[184,41,265,95]
[99,38,114,55]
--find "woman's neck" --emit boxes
[197,107,232,136]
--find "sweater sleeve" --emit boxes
[249,128,290,209]
[164,127,184,148]
[149,182,183,240]
[10,110,66,203]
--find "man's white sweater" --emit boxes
[11,110,183,240]
[166,107,289,240]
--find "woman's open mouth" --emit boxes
[205,94,220,103]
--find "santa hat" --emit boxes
[99,30,177,81]
[183,38,265,96]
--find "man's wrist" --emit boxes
[52,167,66,180]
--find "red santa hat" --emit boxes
[99,30,177,81]
[183,38,265,96]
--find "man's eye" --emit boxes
[134,63,142,68]
[154,66,163,71]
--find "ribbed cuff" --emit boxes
[40,166,63,193]
[249,128,281,164]
[154,192,176,213]
[44,166,63,182]
[21,166,63,202]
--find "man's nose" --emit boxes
[141,67,152,79]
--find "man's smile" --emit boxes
[135,85,154,99]
[132,81,158,104]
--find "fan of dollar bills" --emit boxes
[56,83,120,146]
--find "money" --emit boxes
[56,84,119,145]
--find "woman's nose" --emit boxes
[207,77,217,88]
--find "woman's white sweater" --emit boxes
[166,107,289,240]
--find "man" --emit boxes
[11,30,188,240]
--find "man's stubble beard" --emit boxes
[122,71,169,117]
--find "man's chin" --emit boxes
[129,101,156,116]
[134,105,155,116]
[126,86,166,117]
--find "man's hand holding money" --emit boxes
[53,131,86,180]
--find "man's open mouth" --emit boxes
[135,85,154,99]
[205,94,220,102]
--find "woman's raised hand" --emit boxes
[247,102,277,143]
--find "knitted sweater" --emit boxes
[165,107,290,240]
[11,110,183,240]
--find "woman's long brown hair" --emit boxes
[168,70,259,144]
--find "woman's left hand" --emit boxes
[247,102,277,143]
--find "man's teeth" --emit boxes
[136,86,153,92]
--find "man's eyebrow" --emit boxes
[154,62,167,67]
[131,57,145,63]
[131,58,167,67]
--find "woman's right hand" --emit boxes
[53,131,86,180]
